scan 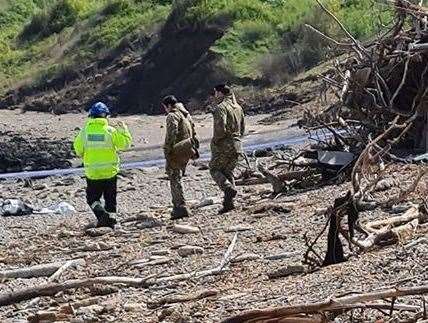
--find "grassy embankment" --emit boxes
[0,0,391,94]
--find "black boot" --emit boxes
[106,216,117,228]
[171,206,190,220]
[93,203,115,229]
[105,207,118,227]
[219,187,237,214]
[219,200,235,214]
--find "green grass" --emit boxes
[183,0,393,79]
[19,0,108,42]
[0,0,170,92]
[0,0,395,94]
[0,0,11,10]
[76,1,170,59]
[212,20,281,78]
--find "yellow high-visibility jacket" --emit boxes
[73,118,132,180]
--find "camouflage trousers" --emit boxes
[209,150,239,192]
[167,167,186,208]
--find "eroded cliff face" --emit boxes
[0,0,235,115]
[114,2,233,114]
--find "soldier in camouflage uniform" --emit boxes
[209,84,245,214]
[162,95,199,220]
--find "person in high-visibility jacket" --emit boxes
[73,102,132,228]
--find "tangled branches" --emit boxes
[301,0,428,268]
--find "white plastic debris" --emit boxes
[317,151,355,167]
[55,202,76,216]
[34,202,76,216]
[0,199,33,216]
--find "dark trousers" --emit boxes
[86,177,117,213]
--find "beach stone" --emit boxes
[172,224,200,234]
[178,245,204,257]
[85,227,113,237]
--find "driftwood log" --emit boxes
[222,285,428,323]
[0,276,146,307]
[24,259,86,309]
[0,234,238,307]
[353,203,427,250]
[0,259,85,280]
[363,205,420,233]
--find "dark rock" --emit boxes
[250,148,273,158]
[0,132,73,174]
[268,265,305,279]
[85,227,113,237]
[178,245,204,257]
[136,216,164,229]
[89,285,119,296]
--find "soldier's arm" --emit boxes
[73,130,84,157]
[188,116,199,148]
[164,114,179,156]
[212,106,227,143]
[240,108,246,137]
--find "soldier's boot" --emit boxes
[219,187,237,214]
[171,206,191,220]
[92,203,116,229]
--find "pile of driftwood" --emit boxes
[302,0,428,268]
[303,0,428,145]
[0,232,239,309]
[224,1,428,321]
[240,0,428,266]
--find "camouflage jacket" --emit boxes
[164,103,197,159]
[211,94,245,152]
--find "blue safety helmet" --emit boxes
[88,102,110,117]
